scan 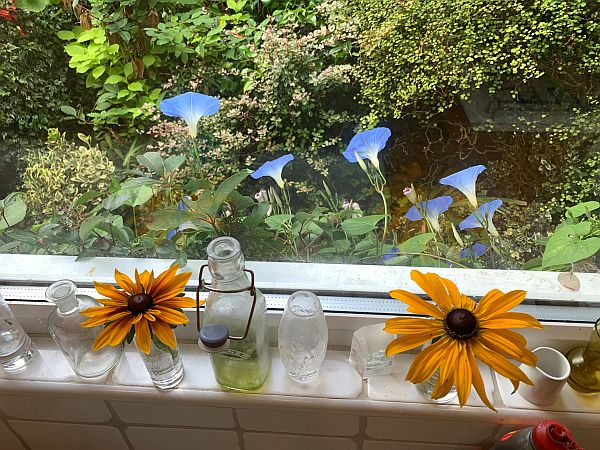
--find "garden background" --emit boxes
[0,0,598,272]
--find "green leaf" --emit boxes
[146,209,191,230]
[126,185,154,207]
[105,74,125,85]
[542,223,600,267]
[566,201,600,219]
[0,193,27,231]
[92,66,106,79]
[265,214,294,230]
[57,30,75,40]
[142,54,156,67]
[397,233,435,254]
[212,170,251,210]
[164,155,186,172]
[60,106,77,117]
[128,81,144,92]
[341,215,385,236]
[137,152,165,176]
[15,0,48,12]
[73,191,102,207]
[123,62,134,78]
[79,216,106,240]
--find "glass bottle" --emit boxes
[46,280,122,379]
[138,338,184,390]
[201,237,271,391]
[0,293,36,371]
[566,318,600,393]
[278,291,328,382]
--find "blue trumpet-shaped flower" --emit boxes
[251,154,294,189]
[160,92,220,138]
[342,127,391,169]
[405,196,453,232]
[439,165,486,208]
[382,246,399,262]
[459,199,503,237]
[460,243,487,259]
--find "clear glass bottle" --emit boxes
[201,237,271,391]
[278,291,328,382]
[0,293,36,371]
[46,280,122,379]
[139,338,184,390]
[566,318,600,393]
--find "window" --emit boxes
[0,1,598,291]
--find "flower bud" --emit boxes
[403,185,417,204]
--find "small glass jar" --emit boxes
[139,338,184,390]
[46,280,122,379]
[278,291,328,382]
[567,318,600,394]
[0,293,36,371]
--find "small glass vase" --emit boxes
[278,291,328,382]
[0,293,36,372]
[138,338,184,390]
[416,369,459,403]
[566,318,600,394]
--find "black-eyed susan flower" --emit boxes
[81,265,201,354]
[385,270,543,411]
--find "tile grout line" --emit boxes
[232,408,246,450]
[0,410,32,450]
[104,401,136,450]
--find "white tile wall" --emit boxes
[237,408,359,436]
[244,432,357,450]
[363,440,482,450]
[9,420,128,450]
[366,416,496,444]
[111,401,235,428]
[0,395,111,423]
[126,426,240,450]
[0,420,26,450]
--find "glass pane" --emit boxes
[0,1,598,274]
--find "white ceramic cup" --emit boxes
[517,347,571,406]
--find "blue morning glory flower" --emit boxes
[459,199,503,237]
[250,154,294,189]
[160,92,220,138]
[382,246,399,262]
[405,196,453,232]
[166,198,189,240]
[460,243,487,259]
[439,165,486,208]
[342,127,391,169]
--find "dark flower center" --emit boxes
[128,293,153,314]
[444,308,478,340]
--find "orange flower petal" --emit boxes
[151,306,189,325]
[476,290,527,321]
[431,339,460,399]
[97,298,127,307]
[384,317,443,335]
[466,345,496,412]
[479,312,543,329]
[81,310,130,327]
[405,336,451,383]
[389,289,445,319]
[108,315,136,347]
[474,289,504,317]
[94,281,130,302]
[410,271,454,313]
[135,319,151,354]
[477,329,538,366]
[157,297,201,309]
[150,319,177,349]
[114,269,136,294]
[150,264,180,294]
[454,343,472,406]
[385,329,445,357]
[471,340,533,387]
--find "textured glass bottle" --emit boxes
[46,280,122,379]
[0,293,36,371]
[278,291,328,382]
[567,318,600,393]
[202,237,271,390]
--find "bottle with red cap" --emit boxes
[492,420,583,450]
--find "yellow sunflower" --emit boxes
[80,264,201,354]
[384,270,543,411]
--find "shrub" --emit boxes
[21,129,115,225]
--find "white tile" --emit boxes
[0,395,111,422]
[244,432,357,450]
[366,417,496,444]
[9,421,128,450]
[111,401,234,428]
[126,426,240,450]
[237,408,359,436]
[363,440,481,450]
[0,421,26,450]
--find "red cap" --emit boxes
[532,420,582,450]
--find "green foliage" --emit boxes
[0,193,27,231]
[351,0,600,121]
[0,7,88,132]
[20,129,115,225]
[542,202,600,269]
